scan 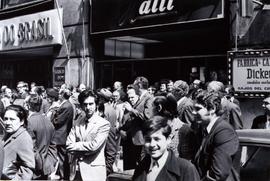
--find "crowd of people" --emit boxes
[0,76,264,181]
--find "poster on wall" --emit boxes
[54,67,65,87]
[228,49,270,97]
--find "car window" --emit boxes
[240,145,270,181]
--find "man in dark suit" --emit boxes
[26,94,57,179]
[193,91,240,181]
[0,141,3,179]
[51,87,74,180]
[172,80,195,126]
[132,76,154,121]
[120,77,153,170]
[252,95,270,129]
[133,115,200,181]
[97,88,118,176]
[207,81,243,130]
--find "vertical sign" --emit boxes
[54,67,65,86]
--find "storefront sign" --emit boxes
[0,8,63,51]
[138,0,174,15]
[91,0,224,34]
[54,67,65,85]
[228,50,270,97]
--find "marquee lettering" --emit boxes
[2,17,53,46]
[139,0,174,15]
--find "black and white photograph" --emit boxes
[0,0,270,180]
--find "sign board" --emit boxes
[228,49,270,97]
[91,0,224,34]
[0,8,63,51]
[54,67,65,86]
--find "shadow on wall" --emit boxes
[239,98,264,129]
[65,0,90,84]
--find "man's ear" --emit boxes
[157,105,162,113]
[209,106,216,115]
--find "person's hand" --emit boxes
[123,102,133,112]
[119,130,127,140]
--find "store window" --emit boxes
[2,0,44,9]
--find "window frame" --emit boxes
[1,0,47,10]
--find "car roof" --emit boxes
[236,129,270,147]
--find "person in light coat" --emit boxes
[66,89,110,181]
[1,105,35,180]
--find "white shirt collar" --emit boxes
[267,115,270,121]
[206,117,219,134]
[140,90,147,99]
[177,96,186,106]
[28,111,35,118]
[150,150,169,171]
[59,99,68,107]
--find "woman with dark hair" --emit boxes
[152,94,197,160]
[1,105,35,180]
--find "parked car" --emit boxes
[237,129,270,181]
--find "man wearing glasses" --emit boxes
[251,94,270,129]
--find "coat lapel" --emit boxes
[78,114,98,141]
[3,127,26,147]
[156,151,181,181]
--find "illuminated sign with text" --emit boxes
[228,50,270,97]
[0,9,63,51]
[91,0,224,34]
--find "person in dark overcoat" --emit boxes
[120,81,153,170]
[26,94,57,179]
[51,87,74,180]
[252,95,270,129]
[133,115,200,181]
[193,91,240,181]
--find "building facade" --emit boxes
[91,0,229,88]
[0,0,270,127]
[0,0,93,88]
[91,0,270,127]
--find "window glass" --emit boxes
[240,145,270,181]
[2,0,37,9]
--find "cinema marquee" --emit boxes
[228,49,270,98]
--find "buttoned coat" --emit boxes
[52,100,74,145]
[66,113,110,181]
[104,103,118,175]
[121,92,153,145]
[0,141,4,178]
[177,96,195,126]
[221,98,243,130]
[27,112,57,177]
[2,127,35,180]
[194,118,240,181]
[133,150,200,181]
